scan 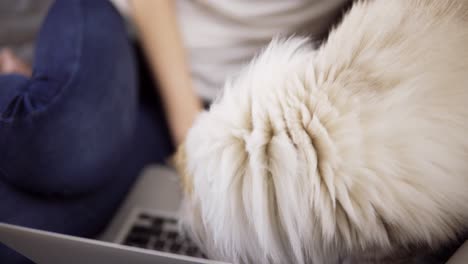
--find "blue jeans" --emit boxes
[0,0,173,262]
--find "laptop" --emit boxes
[0,165,229,264]
[1,165,466,264]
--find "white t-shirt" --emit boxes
[1,0,350,101]
[175,0,350,101]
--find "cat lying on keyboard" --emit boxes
[174,0,468,263]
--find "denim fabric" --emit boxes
[0,0,138,196]
[0,0,173,263]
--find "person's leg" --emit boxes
[0,0,173,262]
[0,0,138,195]
[0,158,141,264]
[132,42,175,162]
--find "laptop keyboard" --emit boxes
[121,211,207,259]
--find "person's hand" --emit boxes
[0,48,32,77]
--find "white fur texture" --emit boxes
[180,0,468,263]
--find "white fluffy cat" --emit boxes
[175,0,468,263]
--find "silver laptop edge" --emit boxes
[0,223,227,264]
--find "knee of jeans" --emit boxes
[0,0,138,197]
[0,70,137,196]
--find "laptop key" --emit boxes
[153,239,165,250]
[124,234,150,247]
[170,243,182,253]
[121,211,207,259]
[167,231,178,240]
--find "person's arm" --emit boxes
[130,0,202,145]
